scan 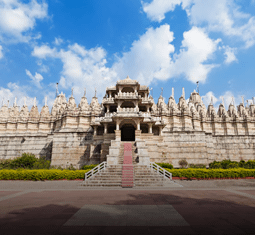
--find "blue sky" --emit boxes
[0,0,255,110]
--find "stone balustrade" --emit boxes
[117,107,139,113]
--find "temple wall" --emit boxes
[50,130,102,168]
[0,133,53,160]
[139,129,255,168]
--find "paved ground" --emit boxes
[0,179,254,235]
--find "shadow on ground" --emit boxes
[0,191,255,235]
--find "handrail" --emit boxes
[149,162,172,180]
[84,161,107,180]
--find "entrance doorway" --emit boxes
[121,124,135,141]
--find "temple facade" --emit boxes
[0,76,255,168]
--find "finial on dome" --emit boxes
[210,96,213,105]
[160,87,163,97]
[7,100,9,108]
[24,97,26,106]
[241,96,244,105]
[126,75,130,79]
[94,88,97,97]
[71,88,74,97]
[231,96,235,106]
[84,88,86,97]
[246,100,249,107]
[14,97,17,107]
[33,97,37,107]
[221,96,224,106]
[182,87,185,99]
[150,87,153,97]
[44,96,47,106]
[171,87,174,98]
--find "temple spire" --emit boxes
[182,87,185,99]
[45,96,47,106]
[33,97,36,107]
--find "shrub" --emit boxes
[209,159,255,169]
[0,169,91,181]
[178,159,188,168]
[189,164,206,169]
[164,168,255,179]
[0,159,12,169]
[156,163,173,169]
[33,157,51,169]
[10,153,37,169]
[244,160,255,169]
[81,164,98,170]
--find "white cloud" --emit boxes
[32,24,219,101]
[0,0,48,42]
[0,45,3,59]
[142,0,192,22]
[32,45,57,59]
[168,27,220,83]
[0,82,34,108]
[32,43,117,100]
[223,46,237,64]
[25,69,43,88]
[113,24,175,85]
[53,37,63,46]
[142,0,255,48]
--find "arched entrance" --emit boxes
[121,124,135,141]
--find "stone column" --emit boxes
[106,105,109,113]
[94,126,97,135]
[104,124,107,134]
[116,119,120,130]
[137,121,140,130]
[159,126,162,136]
[148,123,152,134]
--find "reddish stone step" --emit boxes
[122,143,134,188]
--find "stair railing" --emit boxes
[149,162,172,180]
[84,161,107,180]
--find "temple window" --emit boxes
[97,126,104,135]
[121,101,135,108]
[141,124,149,133]
[109,105,117,112]
[122,87,134,93]
[152,126,159,135]
[139,106,147,112]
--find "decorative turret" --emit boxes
[90,89,102,115]
[78,89,90,112]
[0,102,9,119]
[29,98,39,118]
[40,97,50,117]
[51,92,67,116]
[19,97,29,120]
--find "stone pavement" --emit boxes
[0,179,254,235]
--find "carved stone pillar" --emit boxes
[148,123,152,133]
[94,126,97,135]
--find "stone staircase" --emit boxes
[81,164,122,187]
[82,141,173,188]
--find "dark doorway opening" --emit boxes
[121,124,135,141]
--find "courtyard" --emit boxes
[0,179,254,235]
